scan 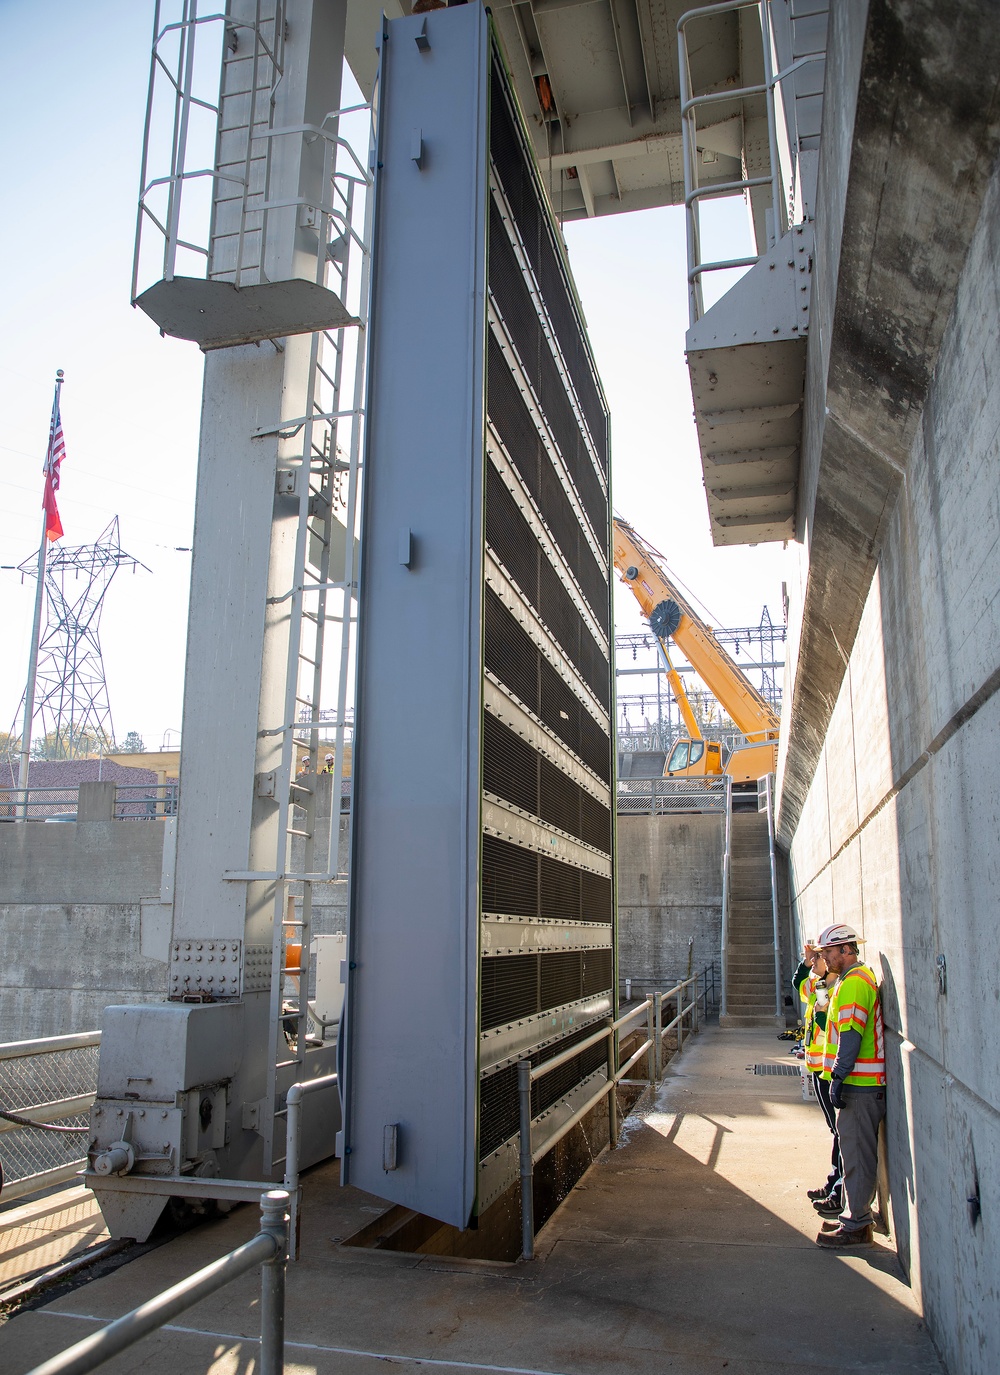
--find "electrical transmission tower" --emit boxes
[11,518,149,759]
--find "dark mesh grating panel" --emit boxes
[484,589,611,784]
[480,45,614,1191]
[539,851,584,921]
[481,953,539,1029]
[485,713,610,855]
[482,832,538,919]
[583,947,614,998]
[489,202,608,545]
[540,950,583,1010]
[480,949,609,1032]
[483,710,537,816]
[486,463,610,711]
[487,332,609,636]
[579,788,613,853]
[482,834,612,926]
[478,1022,609,1158]
[581,869,613,924]
[489,65,608,474]
[485,461,537,604]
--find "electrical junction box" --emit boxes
[312,933,347,1027]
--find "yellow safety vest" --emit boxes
[804,973,831,1073]
[821,963,885,1086]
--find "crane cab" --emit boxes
[664,738,724,779]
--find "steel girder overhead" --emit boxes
[345,0,764,225]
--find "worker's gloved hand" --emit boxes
[829,1079,847,1109]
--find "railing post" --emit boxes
[692,976,699,1034]
[653,991,663,1081]
[646,998,656,1083]
[517,1059,534,1260]
[677,987,685,1054]
[259,1190,288,1375]
[605,1018,618,1149]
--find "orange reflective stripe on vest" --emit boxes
[820,964,885,1086]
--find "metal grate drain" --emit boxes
[752,1063,803,1076]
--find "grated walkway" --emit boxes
[0,1026,942,1374]
[0,1187,108,1295]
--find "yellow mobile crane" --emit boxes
[613,519,780,786]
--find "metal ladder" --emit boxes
[260,127,375,1174]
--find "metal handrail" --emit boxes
[517,967,718,1257]
[677,0,825,323]
[720,776,733,1017]
[282,1071,339,1259]
[25,1191,288,1375]
[762,772,783,1017]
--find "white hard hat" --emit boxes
[325,753,334,761]
[816,923,862,947]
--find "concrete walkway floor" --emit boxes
[0,1024,942,1374]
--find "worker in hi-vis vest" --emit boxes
[813,923,885,1248]
[792,944,842,1211]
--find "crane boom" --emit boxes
[613,519,780,743]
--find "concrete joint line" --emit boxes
[791,659,1000,904]
[885,1029,1000,1126]
[44,1310,577,1375]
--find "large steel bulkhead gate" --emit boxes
[343,7,615,1232]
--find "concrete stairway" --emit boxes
[721,811,782,1028]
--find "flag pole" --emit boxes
[16,369,64,820]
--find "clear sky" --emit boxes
[0,1,790,749]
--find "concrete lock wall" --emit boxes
[0,795,350,1043]
[616,813,723,990]
[786,132,1000,1375]
[0,809,170,1041]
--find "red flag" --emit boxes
[42,399,65,543]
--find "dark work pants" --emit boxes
[812,1072,841,1189]
[836,1089,886,1229]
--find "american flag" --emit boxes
[42,395,65,543]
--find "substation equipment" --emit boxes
[85,0,616,1242]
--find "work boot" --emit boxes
[820,1220,839,1233]
[816,1224,873,1248]
[813,1194,843,1217]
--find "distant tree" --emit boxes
[122,730,145,754]
[30,726,116,760]
[0,732,19,761]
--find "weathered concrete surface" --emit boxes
[0,820,170,1040]
[0,791,349,1041]
[787,125,1000,1372]
[0,1025,940,1374]
[616,813,723,988]
[777,0,1000,841]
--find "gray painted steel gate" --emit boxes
[342,6,615,1230]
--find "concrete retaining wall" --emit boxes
[786,125,1000,1375]
[617,812,723,990]
[0,814,169,1041]
[0,805,350,1043]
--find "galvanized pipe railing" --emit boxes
[762,772,783,1018]
[518,968,719,1258]
[282,1070,339,1259]
[25,1190,289,1375]
[720,776,733,1017]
